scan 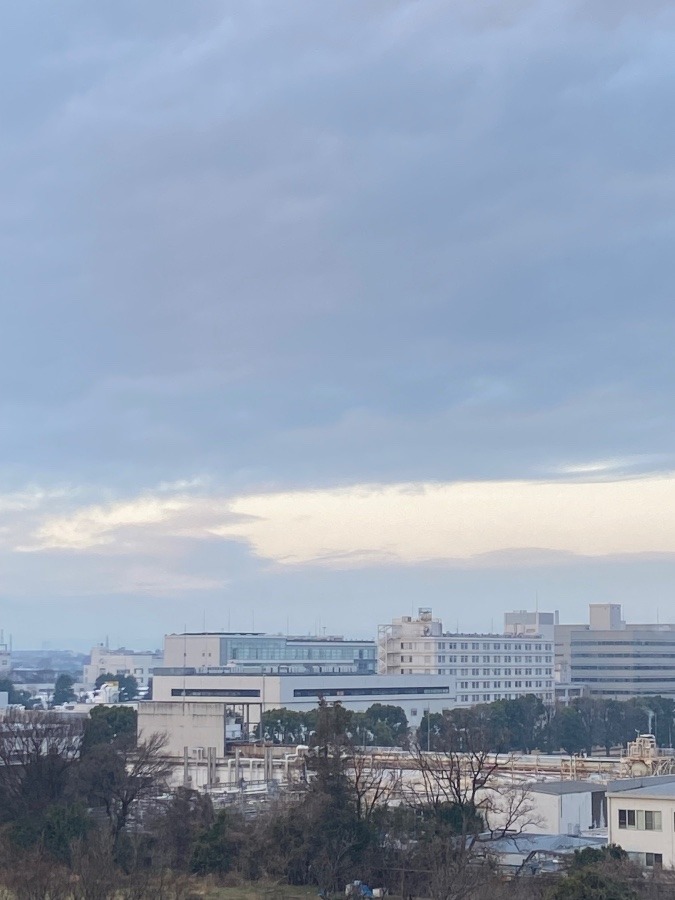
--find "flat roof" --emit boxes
[528,780,603,795]
[608,780,675,800]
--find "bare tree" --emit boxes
[347,749,401,822]
[79,732,172,843]
[0,710,84,820]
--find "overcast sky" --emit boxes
[2,0,675,649]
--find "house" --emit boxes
[607,775,675,868]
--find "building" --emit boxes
[148,670,456,731]
[469,832,607,875]
[504,610,557,641]
[556,604,675,699]
[83,645,163,691]
[377,608,554,706]
[607,775,675,868]
[0,638,9,676]
[525,781,607,834]
[163,631,376,675]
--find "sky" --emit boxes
[2,0,675,649]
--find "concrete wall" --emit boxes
[138,701,228,756]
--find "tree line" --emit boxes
[419,694,675,757]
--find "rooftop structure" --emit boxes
[163,631,377,675]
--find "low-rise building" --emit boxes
[84,645,163,691]
[525,781,607,834]
[607,776,675,868]
[378,608,554,705]
[149,670,456,731]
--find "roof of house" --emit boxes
[472,832,607,856]
[528,780,603,795]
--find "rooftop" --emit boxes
[528,780,603,796]
[608,780,675,800]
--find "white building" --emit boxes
[525,781,607,835]
[84,645,163,691]
[378,608,554,706]
[608,776,675,868]
[149,670,456,731]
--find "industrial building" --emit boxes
[149,670,455,731]
[377,608,554,705]
[163,631,377,675]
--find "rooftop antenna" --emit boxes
[535,591,539,613]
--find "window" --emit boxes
[619,809,660,831]
[645,811,662,831]
[646,853,663,868]
[410,708,417,717]
[471,643,479,650]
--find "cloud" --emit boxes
[17,473,675,569]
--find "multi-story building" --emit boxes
[378,608,554,706]
[83,645,163,691]
[163,632,377,675]
[556,604,675,699]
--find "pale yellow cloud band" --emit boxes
[216,475,675,564]
[18,474,675,567]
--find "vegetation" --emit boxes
[416,694,675,756]
[95,671,140,701]
[0,696,672,899]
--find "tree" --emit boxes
[553,706,588,755]
[78,731,172,846]
[549,867,637,900]
[94,673,138,701]
[0,677,32,708]
[0,710,84,824]
[52,674,76,706]
[81,706,137,754]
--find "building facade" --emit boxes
[163,632,377,675]
[607,777,675,868]
[378,608,554,706]
[84,646,163,690]
[149,671,455,729]
[556,604,675,699]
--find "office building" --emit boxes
[163,632,377,675]
[377,608,554,705]
[556,604,675,699]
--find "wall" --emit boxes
[608,793,675,868]
[138,701,229,756]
